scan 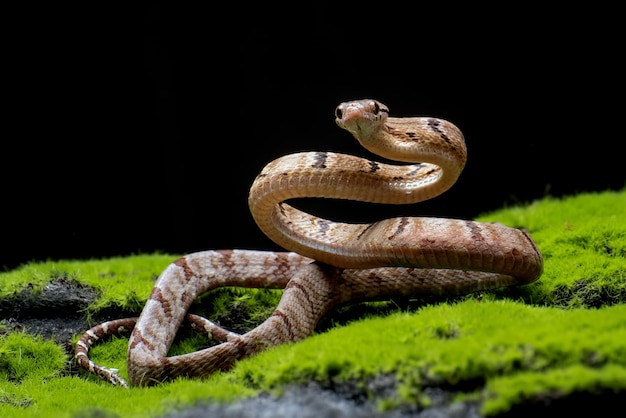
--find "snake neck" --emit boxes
[348,117,467,196]
[361,116,465,160]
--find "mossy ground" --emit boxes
[0,188,624,417]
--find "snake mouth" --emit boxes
[336,109,366,135]
[339,104,365,121]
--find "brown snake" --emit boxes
[75,99,543,387]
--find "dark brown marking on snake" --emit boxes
[285,280,313,307]
[128,329,155,351]
[158,357,173,379]
[215,249,235,270]
[385,124,397,133]
[215,249,234,257]
[427,118,452,144]
[405,131,418,139]
[368,160,380,173]
[273,252,300,275]
[312,152,328,169]
[388,217,410,240]
[356,223,376,240]
[317,219,330,234]
[150,287,173,319]
[76,336,94,352]
[406,164,424,176]
[174,257,195,282]
[465,220,485,242]
[278,202,288,217]
[423,168,437,177]
[102,319,135,337]
[270,310,294,340]
[522,230,540,253]
[364,271,387,288]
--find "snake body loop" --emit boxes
[249,99,540,279]
[75,99,543,387]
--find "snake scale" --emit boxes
[75,99,543,387]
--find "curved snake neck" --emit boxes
[75,99,543,387]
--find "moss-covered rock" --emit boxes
[0,188,624,417]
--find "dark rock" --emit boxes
[158,382,482,418]
[0,277,98,318]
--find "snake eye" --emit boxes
[371,101,380,114]
[335,106,343,119]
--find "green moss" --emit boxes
[0,333,66,383]
[227,300,626,412]
[192,287,284,334]
[0,188,624,417]
[0,372,255,418]
[0,333,68,411]
[481,364,626,416]
[0,332,255,417]
[0,254,178,315]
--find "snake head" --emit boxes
[335,99,389,138]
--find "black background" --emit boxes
[2,4,624,271]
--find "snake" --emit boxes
[75,99,543,387]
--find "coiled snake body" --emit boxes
[75,99,543,387]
